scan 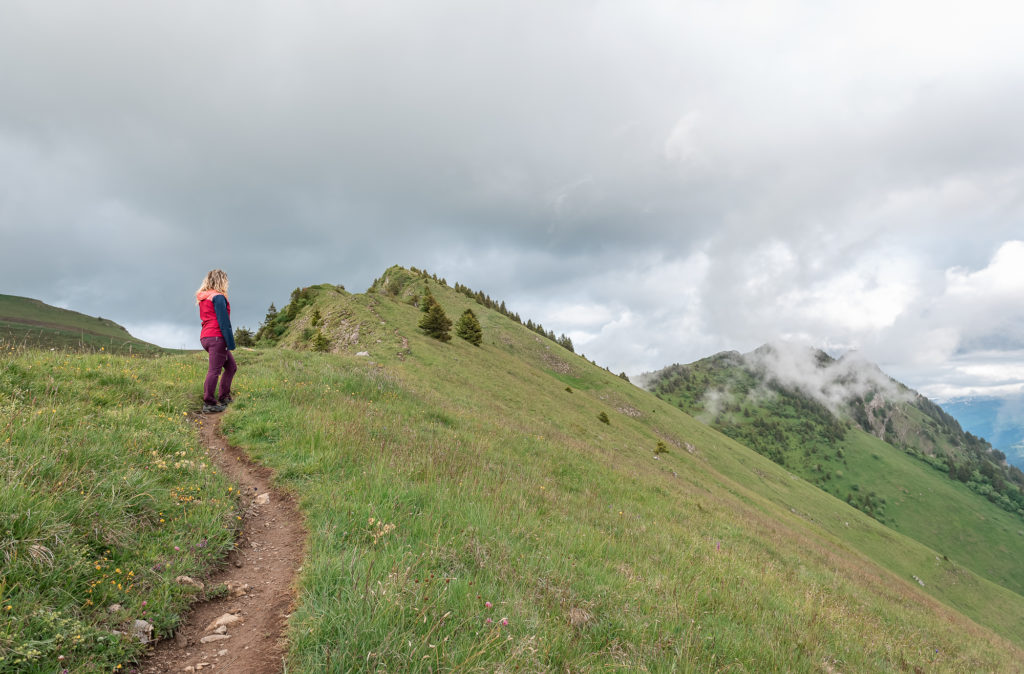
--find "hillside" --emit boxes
[0,293,164,354]
[6,270,1024,671]
[229,267,1024,668]
[645,344,1024,597]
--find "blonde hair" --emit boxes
[196,269,229,304]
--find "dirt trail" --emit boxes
[144,414,305,674]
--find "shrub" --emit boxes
[234,327,256,347]
[655,440,668,455]
[598,411,610,425]
[311,309,323,327]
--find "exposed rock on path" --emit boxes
[144,414,305,674]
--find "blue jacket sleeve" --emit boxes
[213,295,236,350]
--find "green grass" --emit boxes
[0,347,238,672]
[211,278,1024,671]
[0,295,164,355]
[830,430,1024,594]
[652,355,1024,603]
[7,274,1024,672]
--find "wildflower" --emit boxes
[485,601,492,609]
[485,618,493,624]
[501,618,509,626]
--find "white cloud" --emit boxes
[947,240,1024,298]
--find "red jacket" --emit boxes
[197,290,233,346]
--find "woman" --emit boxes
[195,269,237,413]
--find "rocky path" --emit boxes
[144,414,305,674]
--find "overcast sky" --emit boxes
[3,1,1024,402]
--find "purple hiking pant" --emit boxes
[200,336,237,404]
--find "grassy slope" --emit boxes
[211,274,1024,672]
[0,349,237,672]
[653,358,1024,600]
[5,273,1024,671]
[0,294,164,355]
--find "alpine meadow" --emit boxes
[4,266,1024,673]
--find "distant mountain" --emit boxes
[0,293,164,354]
[643,342,1024,597]
[944,395,1024,470]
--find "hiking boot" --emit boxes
[202,402,227,414]
[219,395,233,405]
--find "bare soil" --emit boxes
[143,413,305,674]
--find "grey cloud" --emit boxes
[3,1,1024,403]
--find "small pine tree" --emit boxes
[311,308,323,327]
[419,302,452,342]
[618,372,630,382]
[312,330,331,352]
[255,303,278,341]
[455,309,483,346]
[420,287,436,313]
[598,411,610,425]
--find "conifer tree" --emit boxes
[455,309,483,346]
[312,330,331,352]
[419,301,452,342]
[255,303,278,341]
[420,286,436,313]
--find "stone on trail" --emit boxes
[255,492,270,505]
[224,580,251,597]
[199,633,232,644]
[205,612,244,632]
